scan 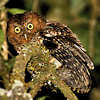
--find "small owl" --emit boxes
[7,11,94,93]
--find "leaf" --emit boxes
[8,8,26,15]
[37,96,47,100]
[0,28,4,51]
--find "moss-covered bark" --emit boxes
[9,41,78,100]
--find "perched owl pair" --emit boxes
[7,11,94,93]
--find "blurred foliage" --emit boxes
[24,0,33,11]
[70,0,88,15]
[0,28,4,51]
[36,96,47,100]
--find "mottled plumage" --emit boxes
[7,11,94,93]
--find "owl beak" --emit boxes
[24,34,28,40]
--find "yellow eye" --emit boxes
[14,27,21,33]
[27,23,34,30]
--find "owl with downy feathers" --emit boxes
[7,11,94,93]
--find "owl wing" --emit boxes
[41,22,94,93]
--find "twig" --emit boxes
[0,0,8,60]
[32,0,39,12]
[89,0,98,58]
[0,0,8,9]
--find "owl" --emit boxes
[7,11,94,93]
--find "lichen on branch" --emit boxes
[10,41,78,100]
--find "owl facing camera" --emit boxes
[7,11,94,94]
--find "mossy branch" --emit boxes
[9,41,78,100]
[0,0,8,60]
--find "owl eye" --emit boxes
[14,27,21,33]
[27,23,34,30]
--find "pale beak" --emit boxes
[24,34,28,40]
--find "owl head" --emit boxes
[7,11,46,49]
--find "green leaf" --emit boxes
[0,28,4,51]
[8,8,26,15]
[37,96,47,100]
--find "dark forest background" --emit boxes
[0,0,100,100]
